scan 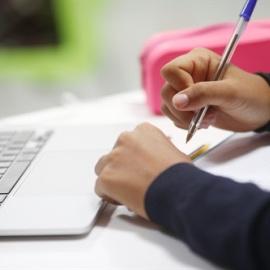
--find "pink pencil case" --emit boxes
[140,19,270,114]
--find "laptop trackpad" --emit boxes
[15,151,104,197]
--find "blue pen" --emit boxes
[186,0,257,143]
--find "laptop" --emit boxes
[0,123,135,236]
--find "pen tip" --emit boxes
[186,133,192,143]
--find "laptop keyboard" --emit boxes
[0,130,52,205]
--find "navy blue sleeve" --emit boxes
[145,163,270,270]
[257,72,270,86]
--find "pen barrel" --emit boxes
[188,105,209,136]
[186,5,253,143]
[214,17,248,81]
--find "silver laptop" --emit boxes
[0,123,134,236]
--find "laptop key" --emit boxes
[17,153,36,161]
[1,149,21,156]
[0,155,17,162]
[11,132,33,143]
[7,143,25,150]
[0,132,14,139]
[0,168,7,174]
[0,161,30,194]
[0,162,11,168]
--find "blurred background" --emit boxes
[0,0,269,118]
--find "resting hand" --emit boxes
[161,48,270,132]
[94,122,192,219]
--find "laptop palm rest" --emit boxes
[14,151,103,197]
[0,150,106,236]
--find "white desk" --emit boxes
[0,90,232,270]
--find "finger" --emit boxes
[94,180,121,205]
[161,48,220,91]
[172,80,232,112]
[161,82,212,129]
[161,83,190,127]
[94,154,109,175]
[160,82,177,102]
[161,102,193,129]
[161,61,194,91]
[161,83,188,121]
[162,101,218,130]
[112,130,134,150]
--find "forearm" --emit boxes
[145,163,270,270]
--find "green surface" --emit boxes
[0,0,101,81]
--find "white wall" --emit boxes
[0,0,269,117]
[96,0,270,96]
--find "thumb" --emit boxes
[172,81,229,111]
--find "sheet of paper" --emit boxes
[148,118,233,156]
[195,131,270,190]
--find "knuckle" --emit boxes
[136,122,151,130]
[105,148,122,167]
[161,62,177,80]
[190,47,216,58]
[160,63,170,78]
[160,83,168,99]
[160,103,168,115]
[191,82,209,99]
[189,81,218,108]
[161,83,177,102]
[108,148,121,161]
[97,164,113,186]
[117,131,132,145]
[189,84,201,102]
[190,47,208,54]
[134,122,153,134]
[188,83,208,108]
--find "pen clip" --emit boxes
[239,0,257,21]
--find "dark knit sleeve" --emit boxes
[255,73,270,132]
[257,72,270,85]
[145,163,270,270]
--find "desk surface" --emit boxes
[0,90,231,270]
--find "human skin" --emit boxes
[161,48,270,131]
[95,48,270,219]
[95,122,192,219]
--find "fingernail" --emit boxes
[173,94,189,109]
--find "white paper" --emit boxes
[195,132,270,190]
